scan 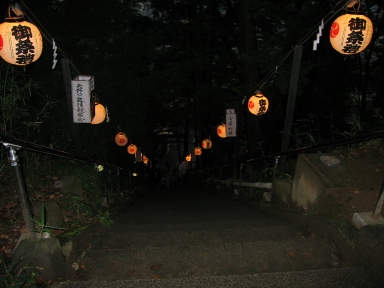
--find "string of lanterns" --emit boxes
[0,4,43,65]
[91,102,107,125]
[248,91,269,116]
[0,3,108,126]
[202,139,212,149]
[194,147,202,156]
[113,131,148,165]
[114,132,128,147]
[329,11,373,55]
[217,124,227,138]
[0,0,375,163]
[127,144,137,155]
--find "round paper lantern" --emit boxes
[330,14,373,55]
[115,132,128,146]
[91,103,106,125]
[217,124,227,138]
[127,144,137,155]
[248,92,269,116]
[194,147,202,156]
[202,139,212,149]
[186,154,192,162]
[0,21,43,65]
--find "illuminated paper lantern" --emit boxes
[91,103,106,125]
[127,144,137,155]
[248,92,269,116]
[143,155,149,165]
[186,154,192,162]
[330,14,373,55]
[217,124,227,138]
[115,132,128,146]
[194,147,202,156]
[202,139,212,149]
[0,21,43,65]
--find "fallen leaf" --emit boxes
[288,249,295,257]
[150,263,162,271]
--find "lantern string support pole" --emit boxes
[129,171,133,195]
[2,143,35,233]
[239,163,243,194]
[371,179,384,220]
[278,45,303,171]
[273,156,280,179]
[61,59,84,157]
[220,167,223,182]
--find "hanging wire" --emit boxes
[249,0,348,95]
[13,0,358,110]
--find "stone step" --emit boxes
[59,188,384,287]
[76,238,344,281]
[55,266,380,288]
[127,198,251,211]
[129,189,241,209]
[126,206,247,213]
[113,200,276,226]
[89,224,307,249]
[105,217,291,233]
[113,211,272,226]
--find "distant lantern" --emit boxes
[330,14,373,55]
[143,155,149,165]
[248,92,269,116]
[115,132,128,146]
[217,124,227,138]
[195,147,202,156]
[0,21,43,65]
[186,154,192,162]
[202,139,212,149]
[91,103,106,125]
[127,144,137,155]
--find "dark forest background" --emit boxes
[1,0,383,168]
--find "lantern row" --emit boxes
[0,4,373,68]
[114,132,150,165]
[0,1,375,164]
[114,131,213,164]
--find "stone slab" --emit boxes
[11,238,68,281]
[352,212,384,230]
[272,178,293,205]
[291,153,346,210]
[55,266,381,288]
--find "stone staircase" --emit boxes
[56,186,381,288]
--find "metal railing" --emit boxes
[191,129,384,222]
[0,134,138,234]
[3,128,384,232]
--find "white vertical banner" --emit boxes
[225,109,237,137]
[71,75,94,123]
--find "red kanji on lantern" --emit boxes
[115,132,128,146]
[248,92,269,116]
[217,124,226,138]
[127,144,137,154]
